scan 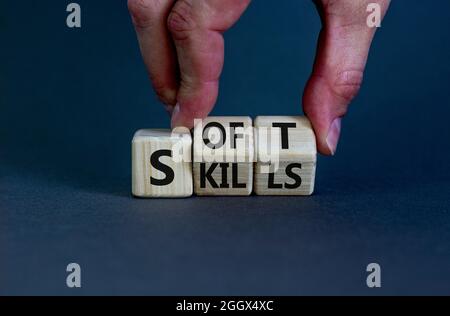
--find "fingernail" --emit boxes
[170,103,182,128]
[326,117,342,156]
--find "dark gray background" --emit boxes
[1,0,450,295]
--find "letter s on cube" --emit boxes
[132,129,193,198]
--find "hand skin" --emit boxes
[128,0,390,155]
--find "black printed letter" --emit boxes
[150,150,174,186]
[272,122,296,149]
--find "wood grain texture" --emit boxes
[254,116,316,195]
[193,117,253,196]
[132,129,193,198]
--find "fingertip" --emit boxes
[303,76,337,156]
[170,79,219,129]
[306,112,342,156]
[170,103,199,129]
[310,119,338,156]
[158,88,178,108]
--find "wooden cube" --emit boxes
[254,116,316,195]
[193,117,254,196]
[132,129,193,198]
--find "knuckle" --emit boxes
[128,0,156,29]
[331,70,363,102]
[167,0,197,40]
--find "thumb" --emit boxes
[303,0,390,155]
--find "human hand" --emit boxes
[128,0,390,155]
